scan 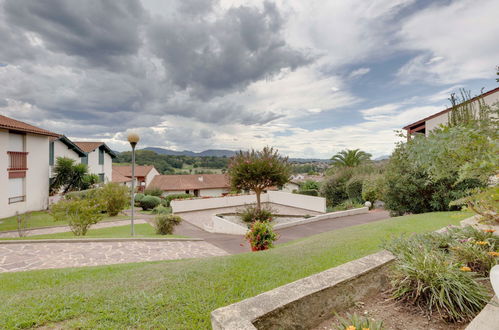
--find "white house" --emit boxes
[404,87,499,138]
[49,135,86,177]
[0,115,59,218]
[147,174,230,197]
[112,165,159,191]
[73,142,116,183]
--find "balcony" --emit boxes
[7,151,28,171]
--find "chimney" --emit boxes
[198,176,204,182]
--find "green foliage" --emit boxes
[50,198,104,236]
[361,174,384,203]
[330,149,371,168]
[345,176,363,202]
[300,180,320,191]
[65,188,100,201]
[163,193,194,207]
[335,313,384,330]
[450,186,499,223]
[384,237,490,322]
[239,204,274,224]
[327,200,363,212]
[50,157,97,194]
[229,147,291,210]
[143,188,163,197]
[98,183,129,216]
[320,169,352,207]
[245,220,278,251]
[139,195,161,211]
[450,240,498,276]
[134,193,145,202]
[296,189,319,196]
[154,214,182,235]
[151,205,171,215]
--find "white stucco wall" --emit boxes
[199,188,229,197]
[281,182,300,193]
[50,140,81,177]
[145,168,159,187]
[86,149,113,183]
[0,130,50,219]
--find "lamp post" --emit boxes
[127,133,140,236]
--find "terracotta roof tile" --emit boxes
[112,170,132,183]
[113,165,156,178]
[148,174,230,191]
[73,142,105,153]
[0,115,59,137]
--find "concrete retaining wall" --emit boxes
[211,250,395,329]
[171,192,326,214]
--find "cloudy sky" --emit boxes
[0,0,498,158]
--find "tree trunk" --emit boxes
[255,189,261,211]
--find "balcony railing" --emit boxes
[7,151,28,171]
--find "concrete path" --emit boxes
[0,240,228,273]
[0,219,148,238]
[172,210,391,254]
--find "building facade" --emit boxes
[73,142,116,183]
[147,174,230,197]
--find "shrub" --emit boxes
[297,189,319,196]
[154,214,182,235]
[327,199,363,212]
[163,193,194,207]
[335,313,384,330]
[151,205,171,215]
[245,221,278,251]
[384,235,490,322]
[144,187,163,197]
[139,195,161,211]
[65,188,100,201]
[50,198,104,236]
[362,174,384,203]
[239,204,274,224]
[449,240,498,276]
[300,180,320,191]
[320,169,352,207]
[98,183,129,216]
[345,176,363,202]
[134,193,145,207]
[450,186,499,224]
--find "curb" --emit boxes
[0,237,204,244]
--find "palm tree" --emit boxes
[330,149,372,167]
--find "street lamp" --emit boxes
[127,133,140,236]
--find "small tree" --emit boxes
[228,147,291,211]
[50,198,104,236]
[98,183,130,216]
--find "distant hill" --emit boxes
[143,147,236,157]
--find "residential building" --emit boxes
[49,135,86,177]
[403,87,499,138]
[147,174,230,197]
[112,165,159,191]
[73,142,116,183]
[0,115,59,218]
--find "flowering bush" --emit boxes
[245,221,278,251]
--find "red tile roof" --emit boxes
[73,141,105,153]
[112,170,132,183]
[113,165,156,178]
[148,174,230,191]
[0,115,59,137]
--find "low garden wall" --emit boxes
[171,191,326,214]
[211,250,395,329]
[205,207,369,234]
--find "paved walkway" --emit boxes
[0,240,228,273]
[0,219,148,238]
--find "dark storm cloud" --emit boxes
[3,0,145,68]
[148,1,310,98]
[0,0,309,143]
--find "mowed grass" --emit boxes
[0,224,186,240]
[0,211,129,232]
[0,211,471,329]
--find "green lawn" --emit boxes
[0,223,186,240]
[0,211,472,329]
[0,211,129,232]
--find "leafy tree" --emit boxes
[331,149,372,168]
[320,168,353,207]
[228,147,291,211]
[50,157,97,194]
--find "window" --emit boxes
[81,155,88,165]
[99,173,105,182]
[8,177,25,204]
[49,141,55,166]
[98,148,104,165]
